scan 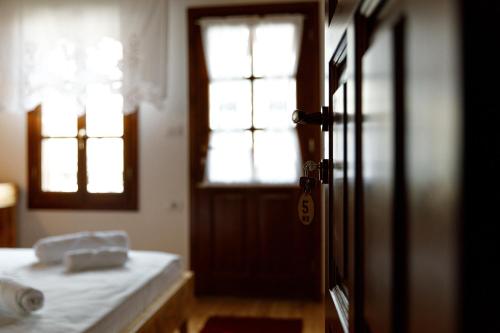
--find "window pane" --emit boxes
[253,22,299,77]
[253,79,296,129]
[210,80,252,130]
[41,138,78,192]
[203,24,251,79]
[254,130,300,183]
[87,138,124,193]
[86,84,124,137]
[207,131,252,183]
[41,90,78,137]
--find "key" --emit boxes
[300,176,316,193]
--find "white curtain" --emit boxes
[199,15,304,184]
[0,0,169,114]
[199,15,303,80]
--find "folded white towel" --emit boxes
[34,231,129,264]
[64,247,128,272]
[0,278,44,316]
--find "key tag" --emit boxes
[298,191,314,226]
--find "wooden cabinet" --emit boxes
[0,183,17,247]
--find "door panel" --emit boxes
[258,193,296,276]
[196,187,319,297]
[362,25,394,333]
[212,193,246,272]
[406,0,460,331]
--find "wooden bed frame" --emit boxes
[125,271,194,333]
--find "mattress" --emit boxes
[0,248,182,333]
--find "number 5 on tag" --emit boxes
[298,192,314,225]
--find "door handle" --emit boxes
[292,106,330,131]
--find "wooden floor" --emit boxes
[177,296,324,333]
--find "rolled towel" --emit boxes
[64,247,128,272]
[0,278,44,316]
[34,230,129,264]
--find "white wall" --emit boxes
[0,0,318,269]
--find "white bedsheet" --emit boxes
[0,248,182,333]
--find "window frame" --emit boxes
[27,105,138,210]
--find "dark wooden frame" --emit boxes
[188,2,321,298]
[27,105,138,210]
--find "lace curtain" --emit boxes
[0,0,169,114]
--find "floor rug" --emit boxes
[200,316,302,333]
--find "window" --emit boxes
[201,16,303,184]
[28,105,138,210]
[27,39,138,210]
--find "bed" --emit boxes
[0,248,193,333]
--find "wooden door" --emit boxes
[325,4,408,332]
[324,0,464,332]
[188,3,321,298]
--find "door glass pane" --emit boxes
[41,90,78,137]
[86,84,124,137]
[253,22,298,77]
[41,138,78,192]
[253,78,296,129]
[203,24,251,79]
[207,131,253,183]
[254,129,300,183]
[87,138,124,193]
[210,80,252,130]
